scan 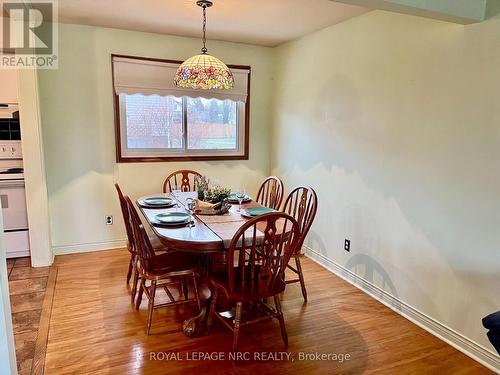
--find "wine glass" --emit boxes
[172,184,181,208]
[186,198,196,228]
[235,188,246,212]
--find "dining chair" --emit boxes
[256,176,284,210]
[162,170,202,193]
[282,186,318,302]
[206,212,300,352]
[125,196,201,335]
[114,183,168,304]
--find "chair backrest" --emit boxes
[163,170,202,193]
[282,186,318,251]
[124,195,158,274]
[256,176,284,210]
[114,183,135,255]
[227,212,300,295]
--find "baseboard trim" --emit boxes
[52,239,127,255]
[304,246,500,373]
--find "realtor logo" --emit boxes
[0,0,58,68]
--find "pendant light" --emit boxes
[174,0,234,90]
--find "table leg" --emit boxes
[182,296,212,337]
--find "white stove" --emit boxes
[0,141,29,258]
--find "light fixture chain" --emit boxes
[201,5,207,54]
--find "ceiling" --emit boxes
[57,0,370,47]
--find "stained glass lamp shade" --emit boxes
[174,0,234,90]
[174,53,234,90]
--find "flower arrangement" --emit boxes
[195,175,231,203]
[203,185,231,204]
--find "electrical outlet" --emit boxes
[106,215,113,225]
[344,239,350,252]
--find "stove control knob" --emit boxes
[11,147,15,153]
[1,147,5,152]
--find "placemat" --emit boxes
[204,221,264,248]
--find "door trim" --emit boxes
[17,68,52,266]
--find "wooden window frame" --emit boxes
[111,54,251,163]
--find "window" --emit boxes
[112,55,250,162]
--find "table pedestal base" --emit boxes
[182,297,211,337]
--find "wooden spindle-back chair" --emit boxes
[282,186,318,302]
[115,183,168,303]
[162,170,202,193]
[125,196,201,335]
[207,212,300,351]
[255,176,284,210]
[114,183,140,302]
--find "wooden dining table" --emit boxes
[138,191,266,252]
[136,191,269,336]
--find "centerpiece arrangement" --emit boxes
[194,176,232,215]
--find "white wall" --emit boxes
[37,23,275,253]
[271,9,500,359]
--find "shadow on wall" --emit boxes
[277,70,500,269]
[345,253,401,312]
[274,26,500,348]
[306,229,401,312]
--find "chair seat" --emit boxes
[145,251,198,277]
[210,265,286,301]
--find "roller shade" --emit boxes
[112,56,249,102]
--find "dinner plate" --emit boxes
[154,212,191,225]
[240,207,275,218]
[227,193,252,203]
[138,197,174,208]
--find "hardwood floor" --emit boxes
[7,257,50,375]
[40,249,491,374]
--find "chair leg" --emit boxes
[295,255,307,302]
[146,280,157,335]
[206,289,218,334]
[192,273,201,311]
[232,302,243,352]
[274,295,288,347]
[131,267,139,304]
[183,276,189,300]
[126,256,133,284]
[135,279,144,311]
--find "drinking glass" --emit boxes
[172,184,181,208]
[235,189,246,212]
[186,198,196,228]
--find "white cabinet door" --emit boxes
[0,70,18,103]
[0,180,28,230]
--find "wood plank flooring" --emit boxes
[40,249,491,374]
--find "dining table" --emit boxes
[136,191,271,337]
